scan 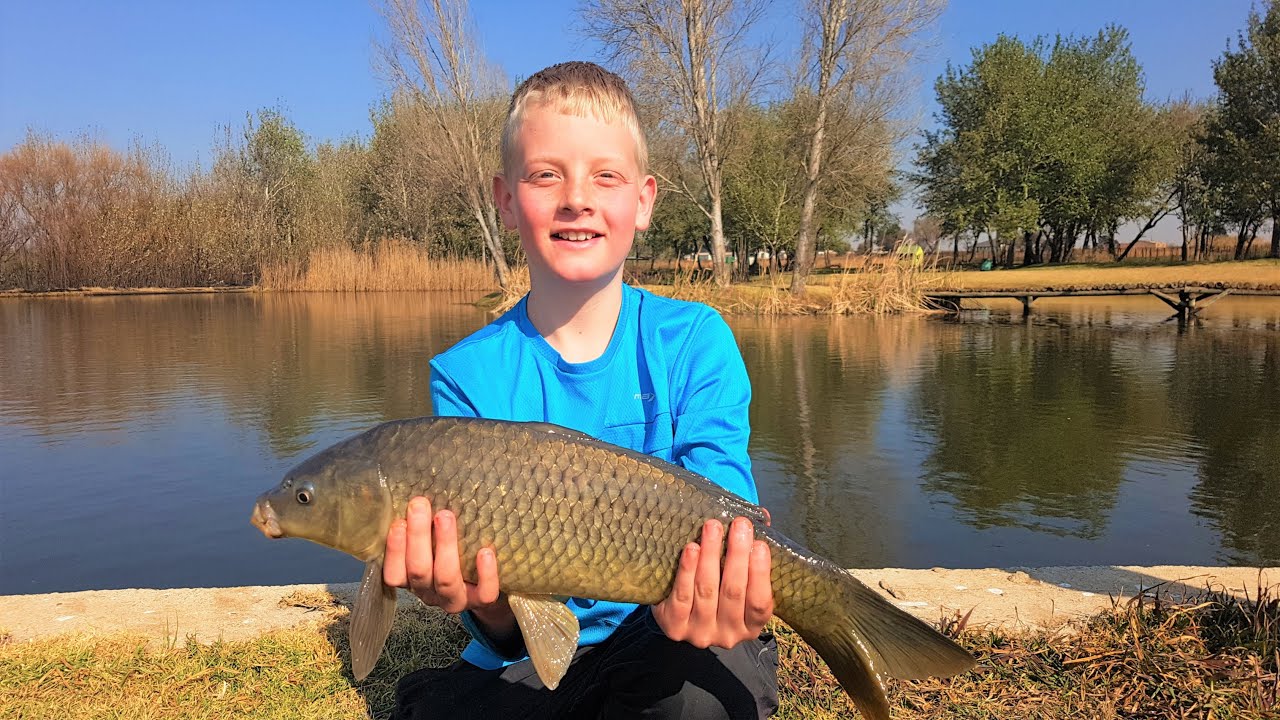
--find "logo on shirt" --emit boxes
[634,393,655,401]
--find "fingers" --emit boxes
[382,518,408,587]
[653,541,699,640]
[403,497,435,592]
[715,517,753,637]
[656,517,775,650]
[430,509,468,613]
[687,519,724,646]
[470,547,501,607]
[744,540,774,633]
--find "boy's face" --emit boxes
[495,105,656,289]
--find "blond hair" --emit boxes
[502,61,648,175]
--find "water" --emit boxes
[1,292,1277,595]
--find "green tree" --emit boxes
[1204,0,1280,258]
[722,102,803,278]
[241,109,314,256]
[916,35,1047,266]
[916,27,1177,266]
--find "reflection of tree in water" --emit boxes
[1171,332,1280,565]
[737,317,918,562]
[0,293,486,455]
[911,326,1134,538]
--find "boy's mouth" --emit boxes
[552,232,603,242]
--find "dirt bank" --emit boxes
[2,565,1273,646]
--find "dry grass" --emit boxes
[779,583,1279,719]
[259,241,501,292]
[656,259,953,316]
[919,258,1280,292]
[2,584,1274,719]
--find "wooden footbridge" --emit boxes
[924,286,1280,319]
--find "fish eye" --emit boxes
[296,482,315,505]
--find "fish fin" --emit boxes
[793,569,975,720]
[350,560,397,681]
[508,593,580,690]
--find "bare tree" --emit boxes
[377,0,513,291]
[583,0,769,286]
[790,0,942,294]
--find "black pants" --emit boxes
[393,607,779,720]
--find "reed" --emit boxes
[259,240,500,292]
[658,257,950,316]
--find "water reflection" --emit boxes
[1170,331,1280,564]
[1,293,1277,593]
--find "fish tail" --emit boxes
[783,565,975,720]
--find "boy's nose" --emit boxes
[561,177,594,213]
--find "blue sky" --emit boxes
[0,0,1258,231]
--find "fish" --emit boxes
[251,416,974,719]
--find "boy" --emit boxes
[385,61,778,719]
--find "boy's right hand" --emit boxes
[382,497,515,635]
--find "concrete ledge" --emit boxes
[1,566,1274,645]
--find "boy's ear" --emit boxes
[493,173,517,230]
[634,175,658,232]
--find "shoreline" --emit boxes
[3,259,1278,301]
[3,565,1273,646]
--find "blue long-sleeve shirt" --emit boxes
[428,284,756,669]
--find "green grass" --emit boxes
[2,585,1275,719]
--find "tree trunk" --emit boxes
[1272,214,1279,258]
[790,45,832,296]
[708,193,729,286]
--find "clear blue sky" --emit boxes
[0,0,1257,232]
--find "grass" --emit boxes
[2,584,1275,719]
[914,258,1280,292]
[259,241,499,292]
[647,259,951,316]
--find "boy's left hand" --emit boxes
[653,516,774,649]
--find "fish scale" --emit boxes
[253,416,975,719]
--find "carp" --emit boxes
[251,417,973,719]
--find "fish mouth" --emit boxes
[251,499,284,539]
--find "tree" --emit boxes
[911,214,943,252]
[722,102,803,279]
[583,0,769,286]
[377,0,514,289]
[1115,100,1199,261]
[241,109,315,255]
[916,35,1047,267]
[789,0,942,294]
[916,27,1177,266]
[1207,0,1280,258]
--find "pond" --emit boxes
[1,292,1277,595]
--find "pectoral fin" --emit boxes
[350,560,397,681]
[508,593,580,690]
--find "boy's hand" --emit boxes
[653,517,774,649]
[383,497,514,634]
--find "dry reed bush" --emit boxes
[260,240,500,292]
[776,582,1279,719]
[661,258,950,315]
